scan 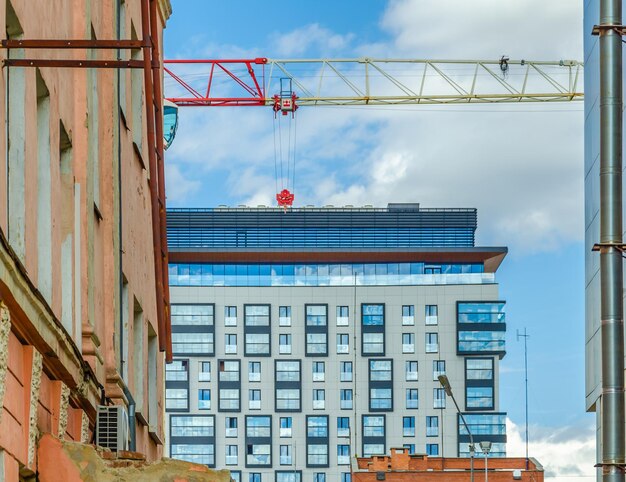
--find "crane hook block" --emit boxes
[276,189,295,211]
[272,93,298,118]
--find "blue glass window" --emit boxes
[362,304,384,326]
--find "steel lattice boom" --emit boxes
[163,57,583,107]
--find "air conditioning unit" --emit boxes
[96,405,129,452]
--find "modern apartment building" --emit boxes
[165,204,508,482]
[0,0,172,477]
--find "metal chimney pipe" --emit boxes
[599,0,625,480]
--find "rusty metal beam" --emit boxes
[3,59,146,69]
[1,39,148,49]
[149,0,173,363]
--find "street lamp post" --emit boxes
[438,375,474,482]
[480,441,492,482]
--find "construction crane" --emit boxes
[163,56,583,208]
[163,57,583,108]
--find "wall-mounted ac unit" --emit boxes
[96,405,129,452]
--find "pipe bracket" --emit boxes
[593,24,626,36]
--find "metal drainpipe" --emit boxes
[599,0,625,480]
[117,0,136,452]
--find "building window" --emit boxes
[341,474,351,482]
[426,416,439,437]
[433,360,446,380]
[171,415,215,437]
[313,474,326,482]
[276,361,300,382]
[337,306,349,326]
[246,416,272,466]
[198,389,211,410]
[337,445,350,465]
[426,444,439,456]
[279,306,292,326]
[466,358,494,380]
[307,305,328,326]
[425,305,438,325]
[279,334,292,354]
[225,306,237,326]
[166,388,188,410]
[370,388,392,411]
[249,389,261,410]
[402,333,415,353]
[465,358,495,410]
[307,444,329,467]
[219,389,240,411]
[225,334,237,354]
[362,333,384,356]
[403,444,415,455]
[307,416,329,437]
[226,445,238,465]
[306,305,328,357]
[457,302,506,355]
[307,333,328,356]
[340,361,353,382]
[280,417,292,437]
[336,334,349,354]
[363,444,385,457]
[171,332,214,356]
[337,417,350,437]
[362,304,385,356]
[403,416,415,437]
[467,387,494,409]
[458,413,506,457]
[231,472,241,482]
[199,361,211,382]
[307,416,329,467]
[225,417,238,437]
[166,360,188,381]
[276,473,301,482]
[246,333,271,356]
[406,389,419,409]
[405,361,418,381]
[340,389,353,410]
[313,389,326,410]
[245,305,271,356]
[249,474,261,482]
[249,361,262,382]
[426,333,439,353]
[245,305,270,326]
[370,360,392,381]
[172,304,215,327]
[171,444,215,466]
[313,362,325,382]
[363,415,385,437]
[280,445,292,465]
[434,388,446,409]
[220,360,240,382]
[402,305,415,325]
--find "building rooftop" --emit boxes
[167,203,479,250]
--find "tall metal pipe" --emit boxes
[599,0,625,480]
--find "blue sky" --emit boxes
[164,1,590,478]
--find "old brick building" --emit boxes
[0,0,173,479]
[353,448,544,482]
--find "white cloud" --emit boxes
[506,418,596,482]
[381,0,581,60]
[164,163,201,204]
[269,23,354,57]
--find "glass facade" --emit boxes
[457,302,506,356]
[167,205,478,249]
[169,263,490,287]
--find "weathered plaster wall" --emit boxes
[0,0,173,475]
